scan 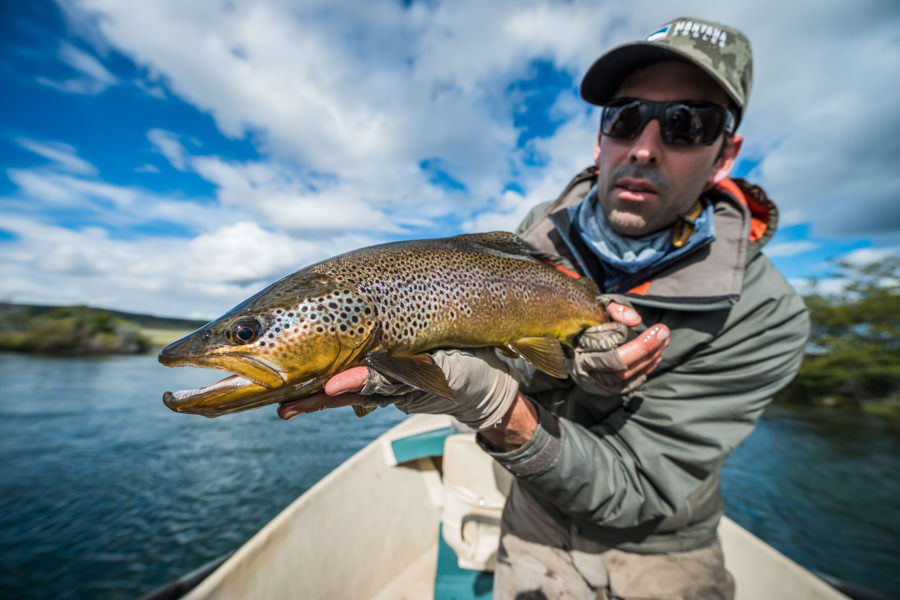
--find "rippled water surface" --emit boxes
[721,405,900,597]
[0,354,897,598]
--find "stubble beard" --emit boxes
[600,164,671,237]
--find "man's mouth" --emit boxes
[614,178,659,200]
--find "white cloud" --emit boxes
[36,41,118,94]
[15,138,97,175]
[7,169,77,204]
[764,241,819,258]
[789,277,852,297]
[186,222,314,284]
[843,246,900,265]
[63,0,607,203]
[463,190,532,233]
[193,155,418,235]
[59,41,116,85]
[42,1,900,240]
[0,212,375,318]
[147,129,188,171]
[64,0,897,236]
[5,165,238,232]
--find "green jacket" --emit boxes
[481,167,810,553]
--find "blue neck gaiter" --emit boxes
[570,185,716,289]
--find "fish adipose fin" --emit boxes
[364,351,456,401]
[353,405,376,418]
[507,337,568,379]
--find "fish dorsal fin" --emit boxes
[364,351,455,401]
[507,337,568,379]
[451,231,531,257]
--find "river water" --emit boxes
[0,353,897,599]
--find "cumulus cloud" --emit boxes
[63,0,606,203]
[0,212,376,318]
[62,0,900,239]
[462,190,533,233]
[188,156,401,234]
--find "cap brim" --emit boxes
[580,41,743,116]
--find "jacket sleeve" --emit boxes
[481,257,810,528]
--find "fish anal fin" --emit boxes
[507,337,568,379]
[495,345,519,359]
[364,351,455,401]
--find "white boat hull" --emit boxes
[180,414,848,600]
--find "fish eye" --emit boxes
[230,319,261,345]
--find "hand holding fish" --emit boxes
[569,297,670,396]
[278,348,520,430]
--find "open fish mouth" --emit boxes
[164,374,256,409]
[163,373,326,418]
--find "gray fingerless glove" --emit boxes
[360,348,521,431]
[569,294,645,396]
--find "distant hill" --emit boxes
[0,303,207,331]
[0,303,207,355]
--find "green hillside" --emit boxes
[0,303,206,355]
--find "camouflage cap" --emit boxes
[580,17,753,127]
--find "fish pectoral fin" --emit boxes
[364,351,455,401]
[507,337,568,380]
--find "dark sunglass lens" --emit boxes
[663,104,723,145]
[602,102,648,139]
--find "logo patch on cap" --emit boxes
[670,20,728,48]
[645,25,669,42]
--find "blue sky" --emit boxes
[1,0,898,319]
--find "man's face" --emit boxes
[595,60,742,237]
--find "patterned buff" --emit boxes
[580,17,753,126]
[570,186,717,291]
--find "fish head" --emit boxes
[158,272,378,416]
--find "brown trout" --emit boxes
[158,232,608,417]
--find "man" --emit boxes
[280,16,809,600]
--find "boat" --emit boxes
[145,413,855,600]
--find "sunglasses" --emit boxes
[600,98,736,146]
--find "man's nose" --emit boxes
[629,119,663,166]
